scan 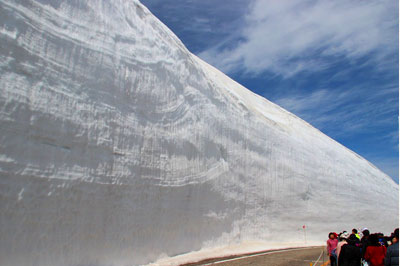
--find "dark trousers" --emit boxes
[330,255,337,266]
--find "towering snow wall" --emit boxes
[0,0,398,265]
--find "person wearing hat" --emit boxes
[337,232,350,259]
[328,232,339,266]
[338,234,362,266]
[385,228,399,266]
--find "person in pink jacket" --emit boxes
[327,232,339,266]
[337,232,350,258]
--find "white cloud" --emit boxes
[199,0,398,77]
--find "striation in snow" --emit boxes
[0,0,398,265]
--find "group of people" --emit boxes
[327,228,399,266]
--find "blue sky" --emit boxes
[141,0,399,183]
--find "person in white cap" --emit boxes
[337,232,350,259]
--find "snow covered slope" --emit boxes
[0,0,398,265]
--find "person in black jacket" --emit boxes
[338,234,362,266]
[361,229,371,258]
[385,228,399,266]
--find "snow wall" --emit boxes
[0,0,398,265]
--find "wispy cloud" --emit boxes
[272,85,398,182]
[141,0,249,53]
[199,0,398,77]
[273,86,398,138]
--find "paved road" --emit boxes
[181,246,330,266]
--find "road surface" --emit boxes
[181,246,330,266]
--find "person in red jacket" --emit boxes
[365,234,387,266]
[327,232,339,266]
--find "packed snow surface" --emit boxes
[0,0,398,265]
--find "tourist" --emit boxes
[328,232,339,266]
[361,229,371,257]
[385,228,399,266]
[353,229,361,240]
[364,234,387,266]
[338,234,361,266]
[337,232,350,258]
[377,233,388,247]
